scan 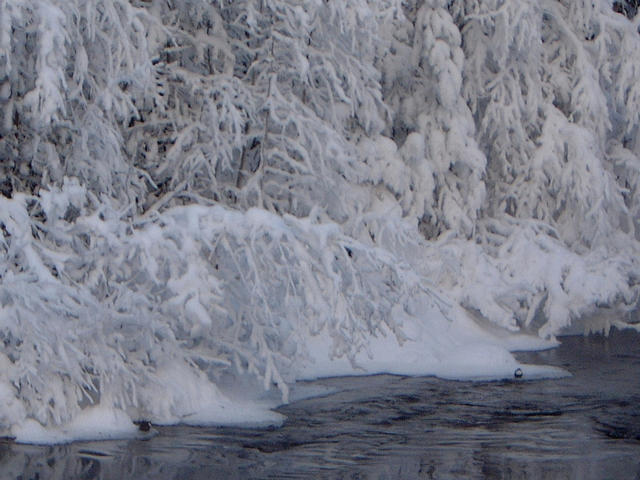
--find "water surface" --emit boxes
[2,329,639,479]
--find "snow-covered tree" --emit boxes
[1,0,639,438]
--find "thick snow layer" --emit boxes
[11,407,138,445]
[2,0,640,445]
[0,198,614,445]
[299,300,567,382]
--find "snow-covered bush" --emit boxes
[0,183,433,430]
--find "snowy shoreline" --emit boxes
[1,0,639,444]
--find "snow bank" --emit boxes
[2,202,571,445]
[6,294,566,445]
[300,295,567,382]
[11,407,138,445]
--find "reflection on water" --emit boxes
[2,329,640,479]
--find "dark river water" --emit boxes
[2,329,639,479]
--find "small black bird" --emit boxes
[138,421,152,432]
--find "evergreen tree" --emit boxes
[0,0,639,434]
